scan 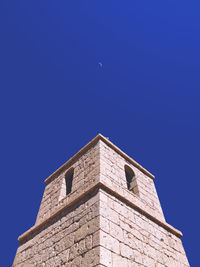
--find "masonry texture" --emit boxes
[13,134,190,267]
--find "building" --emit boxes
[13,134,189,266]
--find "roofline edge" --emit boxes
[44,134,155,184]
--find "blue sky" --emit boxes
[1,1,199,266]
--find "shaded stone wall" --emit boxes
[13,191,101,267]
[35,141,100,224]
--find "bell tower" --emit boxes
[13,134,190,266]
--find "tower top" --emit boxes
[45,133,154,185]
[13,134,189,267]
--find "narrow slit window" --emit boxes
[125,165,135,190]
[65,168,74,195]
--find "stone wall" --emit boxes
[99,140,165,221]
[13,191,101,266]
[98,189,189,267]
[35,141,100,224]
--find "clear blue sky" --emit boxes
[1,1,199,266]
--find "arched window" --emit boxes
[65,168,74,195]
[124,165,135,190]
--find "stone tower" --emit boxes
[13,134,189,267]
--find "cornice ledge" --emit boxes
[99,181,183,238]
[18,181,182,244]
